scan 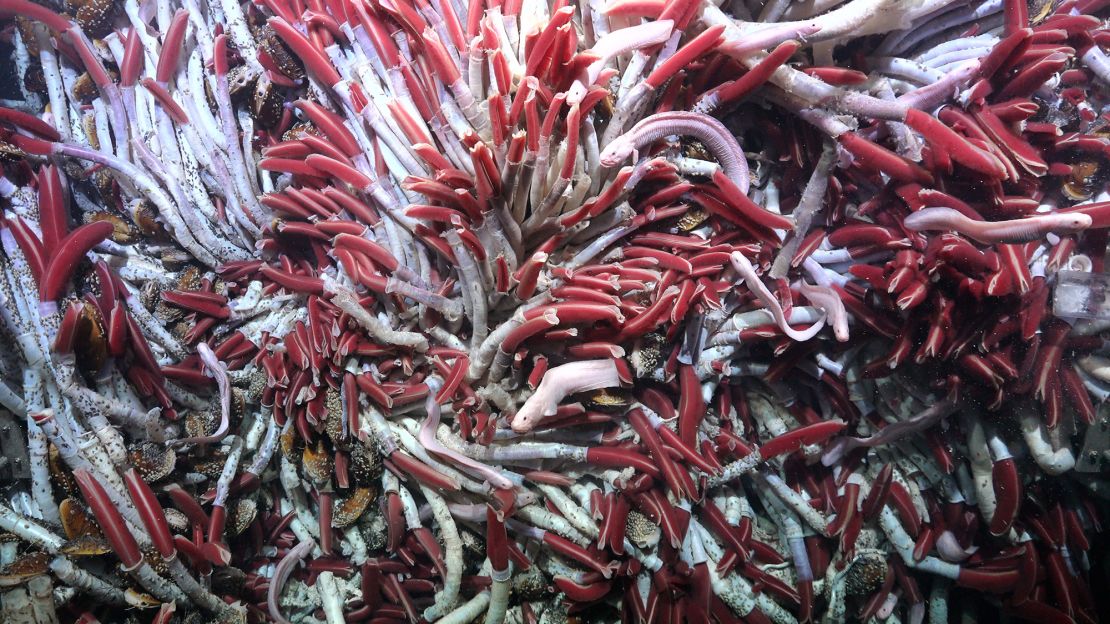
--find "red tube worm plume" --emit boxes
[699,502,750,563]
[629,409,692,500]
[310,494,336,554]
[385,492,404,553]
[644,24,724,90]
[676,363,704,448]
[154,9,190,83]
[553,576,612,603]
[6,216,46,283]
[267,17,342,87]
[542,531,619,579]
[53,301,83,354]
[989,456,1021,536]
[657,425,720,475]
[296,101,362,157]
[888,483,921,538]
[861,464,894,522]
[838,133,934,184]
[122,468,176,561]
[106,300,127,357]
[39,221,115,305]
[956,568,1021,593]
[37,165,66,256]
[859,565,895,621]
[119,27,144,88]
[205,503,231,565]
[5,132,54,155]
[759,421,848,460]
[73,469,143,571]
[140,79,191,125]
[173,535,211,575]
[164,484,209,530]
[0,106,64,141]
[1,0,74,33]
[902,110,1007,178]
[584,447,663,479]
[66,29,112,89]
[388,452,461,491]
[486,506,509,573]
[701,39,799,112]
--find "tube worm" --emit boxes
[986,434,1021,536]
[484,505,512,624]
[73,469,143,571]
[37,165,66,256]
[711,421,846,486]
[903,109,1008,178]
[39,221,115,307]
[122,469,176,561]
[0,106,64,140]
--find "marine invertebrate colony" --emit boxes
[0,0,1108,622]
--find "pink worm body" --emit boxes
[419,381,515,489]
[583,20,674,86]
[797,282,849,342]
[171,343,231,445]
[730,251,826,341]
[268,539,315,624]
[601,111,751,193]
[904,207,1092,244]
[511,359,622,433]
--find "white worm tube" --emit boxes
[34,28,70,144]
[0,501,63,552]
[1017,402,1075,475]
[965,418,997,525]
[325,277,429,351]
[316,571,346,624]
[166,558,237,615]
[422,485,464,620]
[49,557,128,605]
[516,504,591,546]
[535,483,599,539]
[25,414,59,526]
[763,473,830,535]
[484,560,512,624]
[439,586,491,624]
[879,506,961,580]
[1082,45,1110,86]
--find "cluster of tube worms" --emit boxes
[0,0,1109,622]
